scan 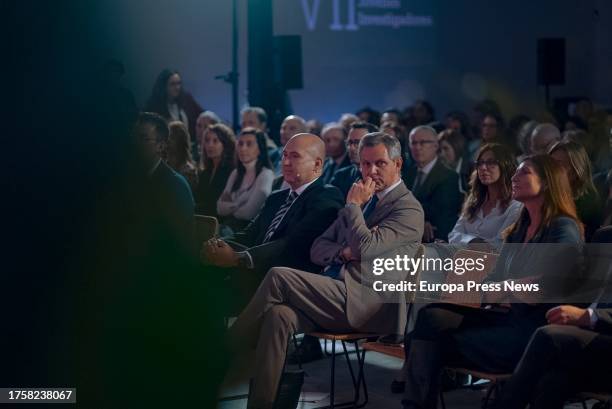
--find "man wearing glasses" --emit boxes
[403,125,462,242]
[331,121,379,196]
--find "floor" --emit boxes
[217,338,593,409]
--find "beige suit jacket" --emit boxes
[311,181,424,335]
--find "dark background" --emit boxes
[3,0,611,407]
[86,0,612,123]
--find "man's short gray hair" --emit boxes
[359,132,402,160]
[198,110,221,123]
[408,125,438,140]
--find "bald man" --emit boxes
[201,133,344,308]
[229,132,424,409]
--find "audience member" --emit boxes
[437,129,470,194]
[201,133,344,308]
[306,118,323,136]
[403,126,462,242]
[217,128,274,233]
[507,114,531,154]
[270,115,307,181]
[134,112,195,247]
[382,120,412,169]
[194,123,236,216]
[145,69,203,139]
[549,140,603,241]
[413,100,435,125]
[227,132,424,409]
[241,106,277,149]
[194,110,221,163]
[167,121,198,192]
[381,108,402,125]
[448,143,522,251]
[401,154,583,409]
[321,123,351,183]
[530,123,561,154]
[561,129,597,165]
[445,110,475,142]
[516,119,540,157]
[481,113,505,144]
[356,106,381,126]
[339,113,359,133]
[330,121,378,196]
[564,115,588,132]
[496,227,612,409]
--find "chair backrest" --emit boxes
[440,249,498,308]
[194,215,219,245]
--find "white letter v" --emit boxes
[301,0,320,31]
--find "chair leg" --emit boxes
[330,339,336,409]
[341,341,358,390]
[291,334,302,370]
[353,340,369,408]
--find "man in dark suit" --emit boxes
[496,227,612,409]
[495,304,612,409]
[227,132,424,409]
[331,121,378,197]
[321,123,351,183]
[201,133,344,308]
[402,125,462,242]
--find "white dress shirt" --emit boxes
[448,200,523,250]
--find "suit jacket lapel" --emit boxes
[366,182,408,226]
[417,160,443,196]
[271,178,323,236]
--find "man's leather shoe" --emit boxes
[287,335,323,365]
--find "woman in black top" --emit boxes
[549,140,603,241]
[194,123,235,216]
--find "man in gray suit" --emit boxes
[227,132,424,409]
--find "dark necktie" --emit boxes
[263,191,298,243]
[412,170,425,191]
[324,195,379,279]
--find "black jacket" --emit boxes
[194,163,234,217]
[402,159,462,241]
[330,164,361,198]
[229,178,344,274]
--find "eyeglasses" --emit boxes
[474,159,499,168]
[347,139,361,146]
[410,140,436,147]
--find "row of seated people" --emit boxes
[133,111,610,409]
[195,131,606,409]
[142,67,611,181]
[191,109,609,244]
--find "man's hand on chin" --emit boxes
[347,177,376,206]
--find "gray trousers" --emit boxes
[228,266,352,409]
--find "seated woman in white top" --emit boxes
[448,143,523,252]
[217,127,274,234]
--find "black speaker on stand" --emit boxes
[537,38,566,108]
[248,0,303,143]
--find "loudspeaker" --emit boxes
[537,38,566,85]
[274,35,303,90]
